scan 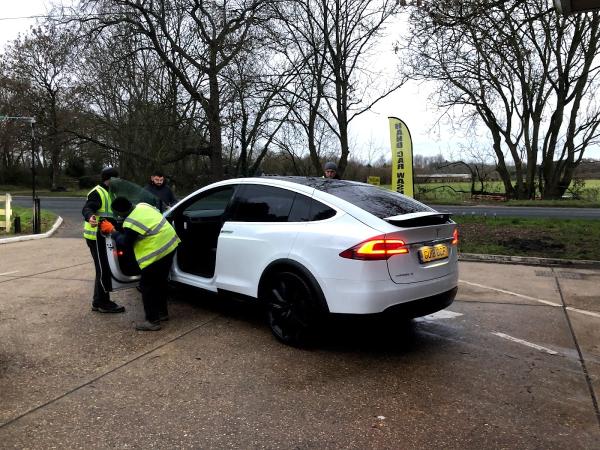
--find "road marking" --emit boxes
[491,332,558,355]
[0,271,19,276]
[416,310,463,321]
[459,280,561,307]
[460,279,600,318]
[565,306,600,319]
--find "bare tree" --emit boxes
[221,35,295,176]
[274,0,331,174]
[78,0,273,181]
[71,22,207,184]
[0,70,32,183]
[279,0,404,176]
[401,0,600,199]
[3,24,80,189]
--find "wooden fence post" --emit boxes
[0,193,12,232]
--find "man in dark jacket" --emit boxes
[144,169,177,212]
[82,166,125,313]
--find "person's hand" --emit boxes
[100,220,115,235]
[88,215,98,227]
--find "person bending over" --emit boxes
[100,197,180,331]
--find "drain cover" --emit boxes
[534,270,584,280]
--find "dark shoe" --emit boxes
[92,301,125,313]
[158,314,169,321]
[135,320,161,331]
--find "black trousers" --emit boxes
[86,239,110,305]
[139,251,175,322]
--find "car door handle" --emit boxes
[220,229,233,234]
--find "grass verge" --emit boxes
[455,216,600,261]
[0,185,89,197]
[0,205,58,236]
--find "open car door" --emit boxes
[97,226,141,291]
[95,178,163,292]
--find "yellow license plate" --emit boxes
[419,243,449,263]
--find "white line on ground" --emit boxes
[459,279,600,319]
[491,332,558,355]
[565,306,600,319]
[459,280,561,307]
[0,271,19,276]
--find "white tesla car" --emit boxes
[97,177,459,346]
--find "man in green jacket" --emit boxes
[100,197,180,331]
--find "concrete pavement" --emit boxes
[0,237,598,448]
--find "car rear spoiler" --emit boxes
[384,211,452,227]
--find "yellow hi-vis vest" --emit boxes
[123,203,180,270]
[83,185,113,240]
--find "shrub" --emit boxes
[581,187,600,203]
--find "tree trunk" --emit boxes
[308,106,322,175]
[208,71,223,181]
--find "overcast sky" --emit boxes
[1,1,598,162]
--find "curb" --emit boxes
[0,216,63,244]
[459,252,600,268]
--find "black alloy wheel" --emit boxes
[265,270,321,347]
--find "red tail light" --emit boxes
[113,250,124,257]
[452,228,459,245]
[340,235,409,260]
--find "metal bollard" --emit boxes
[33,198,41,234]
[14,216,21,233]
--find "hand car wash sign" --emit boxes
[388,117,414,198]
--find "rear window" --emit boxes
[288,194,336,222]
[317,183,433,218]
[229,185,295,222]
[229,184,337,222]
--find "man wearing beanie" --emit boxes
[323,161,340,179]
[81,166,126,314]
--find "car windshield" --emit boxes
[109,178,162,211]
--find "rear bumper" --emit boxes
[381,287,457,318]
[320,270,459,314]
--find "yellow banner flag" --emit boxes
[388,117,414,197]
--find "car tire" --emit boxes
[264,270,322,347]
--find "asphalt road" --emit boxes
[12,196,600,229]
[13,196,85,238]
[0,238,599,448]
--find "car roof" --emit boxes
[190,175,369,190]
[246,176,394,231]
[230,176,317,195]
[178,176,317,203]
[175,176,406,233]
[264,175,370,190]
